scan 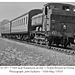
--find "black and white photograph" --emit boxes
[0,1,75,67]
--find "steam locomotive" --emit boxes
[1,3,75,48]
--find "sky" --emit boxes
[0,2,75,22]
[0,2,46,21]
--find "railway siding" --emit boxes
[0,38,75,66]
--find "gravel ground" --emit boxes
[0,38,75,66]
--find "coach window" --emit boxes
[16,21,17,26]
[24,18,25,25]
[13,22,14,27]
[19,20,20,25]
[14,21,15,26]
[15,21,16,26]
[22,19,24,24]
[13,22,14,26]
[26,17,27,24]
[17,21,18,26]
[20,19,21,25]
[23,18,25,24]
[22,19,23,25]
[18,20,19,26]
[20,20,21,25]
[23,18,24,25]
[12,22,14,27]
[21,19,22,25]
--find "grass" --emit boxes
[0,38,75,66]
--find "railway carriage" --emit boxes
[31,13,43,31]
[1,9,42,40]
[1,22,10,38]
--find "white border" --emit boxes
[0,1,75,75]
[0,0,75,2]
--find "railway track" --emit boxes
[2,37,75,56]
[24,41,75,56]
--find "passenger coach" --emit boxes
[1,9,42,40]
